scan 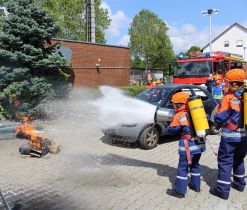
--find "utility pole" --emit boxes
[201,8,219,54]
[85,0,96,43]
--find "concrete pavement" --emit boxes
[0,120,247,210]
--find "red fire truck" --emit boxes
[173,51,246,84]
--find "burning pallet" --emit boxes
[16,117,60,157]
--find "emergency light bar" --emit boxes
[178,52,209,60]
[178,51,243,60]
[215,51,243,59]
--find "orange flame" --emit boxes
[16,116,45,149]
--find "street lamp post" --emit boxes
[201,8,219,54]
[244,46,246,61]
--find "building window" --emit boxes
[224,41,229,47]
[236,40,243,47]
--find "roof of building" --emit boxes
[202,22,247,50]
[51,38,129,49]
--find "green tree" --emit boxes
[184,45,201,56]
[0,0,70,119]
[129,9,175,69]
[130,56,145,68]
[36,0,111,43]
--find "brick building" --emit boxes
[51,38,130,87]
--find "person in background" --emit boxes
[244,79,247,88]
[210,69,247,200]
[205,74,215,93]
[155,79,163,86]
[146,80,154,89]
[165,92,206,198]
[163,75,168,84]
[152,80,157,87]
[211,75,225,104]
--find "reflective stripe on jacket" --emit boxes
[215,92,247,142]
[166,109,206,155]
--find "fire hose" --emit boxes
[206,136,218,157]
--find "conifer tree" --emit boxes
[0,0,69,119]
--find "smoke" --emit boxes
[90,86,157,128]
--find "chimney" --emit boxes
[86,0,96,43]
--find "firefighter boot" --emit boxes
[188,183,200,192]
[166,189,185,198]
[209,188,228,200]
[231,183,244,192]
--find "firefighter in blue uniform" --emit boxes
[165,92,206,198]
[211,75,225,104]
[210,68,247,200]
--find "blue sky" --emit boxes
[101,0,247,53]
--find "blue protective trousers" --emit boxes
[215,140,247,199]
[174,153,201,195]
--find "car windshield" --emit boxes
[174,61,212,77]
[136,88,168,106]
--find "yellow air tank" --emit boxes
[244,88,247,132]
[188,96,209,137]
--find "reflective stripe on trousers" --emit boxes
[215,141,247,198]
[174,154,201,195]
[221,132,247,138]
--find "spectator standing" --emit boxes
[211,75,225,104]
[146,80,154,89]
[163,75,168,84]
[205,74,215,93]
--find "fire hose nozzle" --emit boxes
[154,107,175,124]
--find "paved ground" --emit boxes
[0,117,247,210]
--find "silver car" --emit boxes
[102,84,219,150]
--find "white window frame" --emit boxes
[236,40,243,47]
[224,41,229,47]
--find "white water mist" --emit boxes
[90,86,157,128]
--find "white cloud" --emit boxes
[181,24,197,34]
[101,1,131,38]
[117,35,130,47]
[101,1,233,53]
[168,23,227,53]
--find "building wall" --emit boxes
[51,39,130,87]
[203,26,247,61]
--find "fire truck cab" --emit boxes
[173,51,246,85]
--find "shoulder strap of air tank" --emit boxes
[236,95,244,131]
[185,112,196,138]
[183,139,192,165]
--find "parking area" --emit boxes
[0,117,247,210]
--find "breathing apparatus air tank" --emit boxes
[188,96,209,137]
[244,88,247,132]
[154,107,175,124]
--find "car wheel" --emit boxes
[210,124,221,135]
[139,126,159,150]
